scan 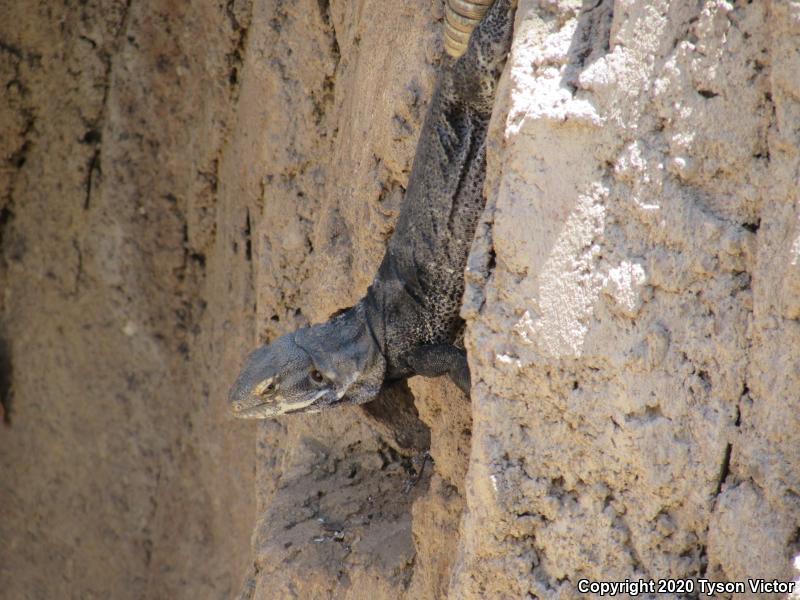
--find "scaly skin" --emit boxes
[229,0,515,418]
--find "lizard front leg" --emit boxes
[405,344,471,395]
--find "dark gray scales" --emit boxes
[229,0,515,420]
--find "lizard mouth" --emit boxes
[234,403,319,418]
[232,393,326,419]
[283,405,321,415]
[232,401,281,419]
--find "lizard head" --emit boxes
[228,307,385,419]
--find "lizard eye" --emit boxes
[309,369,325,384]
[260,381,276,396]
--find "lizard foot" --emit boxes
[406,343,471,396]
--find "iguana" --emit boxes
[229,0,514,419]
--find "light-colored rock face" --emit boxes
[457,0,800,596]
[2,0,799,598]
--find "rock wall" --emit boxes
[224,2,469,597]
[0,1,256,597]
[458,0,800,596]
[2,1,799,599]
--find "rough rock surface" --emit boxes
[459,0,800,596]
[0,1,256,597]
[2,1,799,599]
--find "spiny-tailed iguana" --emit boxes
[229,0,514,418]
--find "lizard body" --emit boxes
[230,0,514,418]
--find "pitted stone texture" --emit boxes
[457,0,799,597]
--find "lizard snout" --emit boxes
[228,374,273,417]
[230,395,280,419]
[230,396,259,415]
